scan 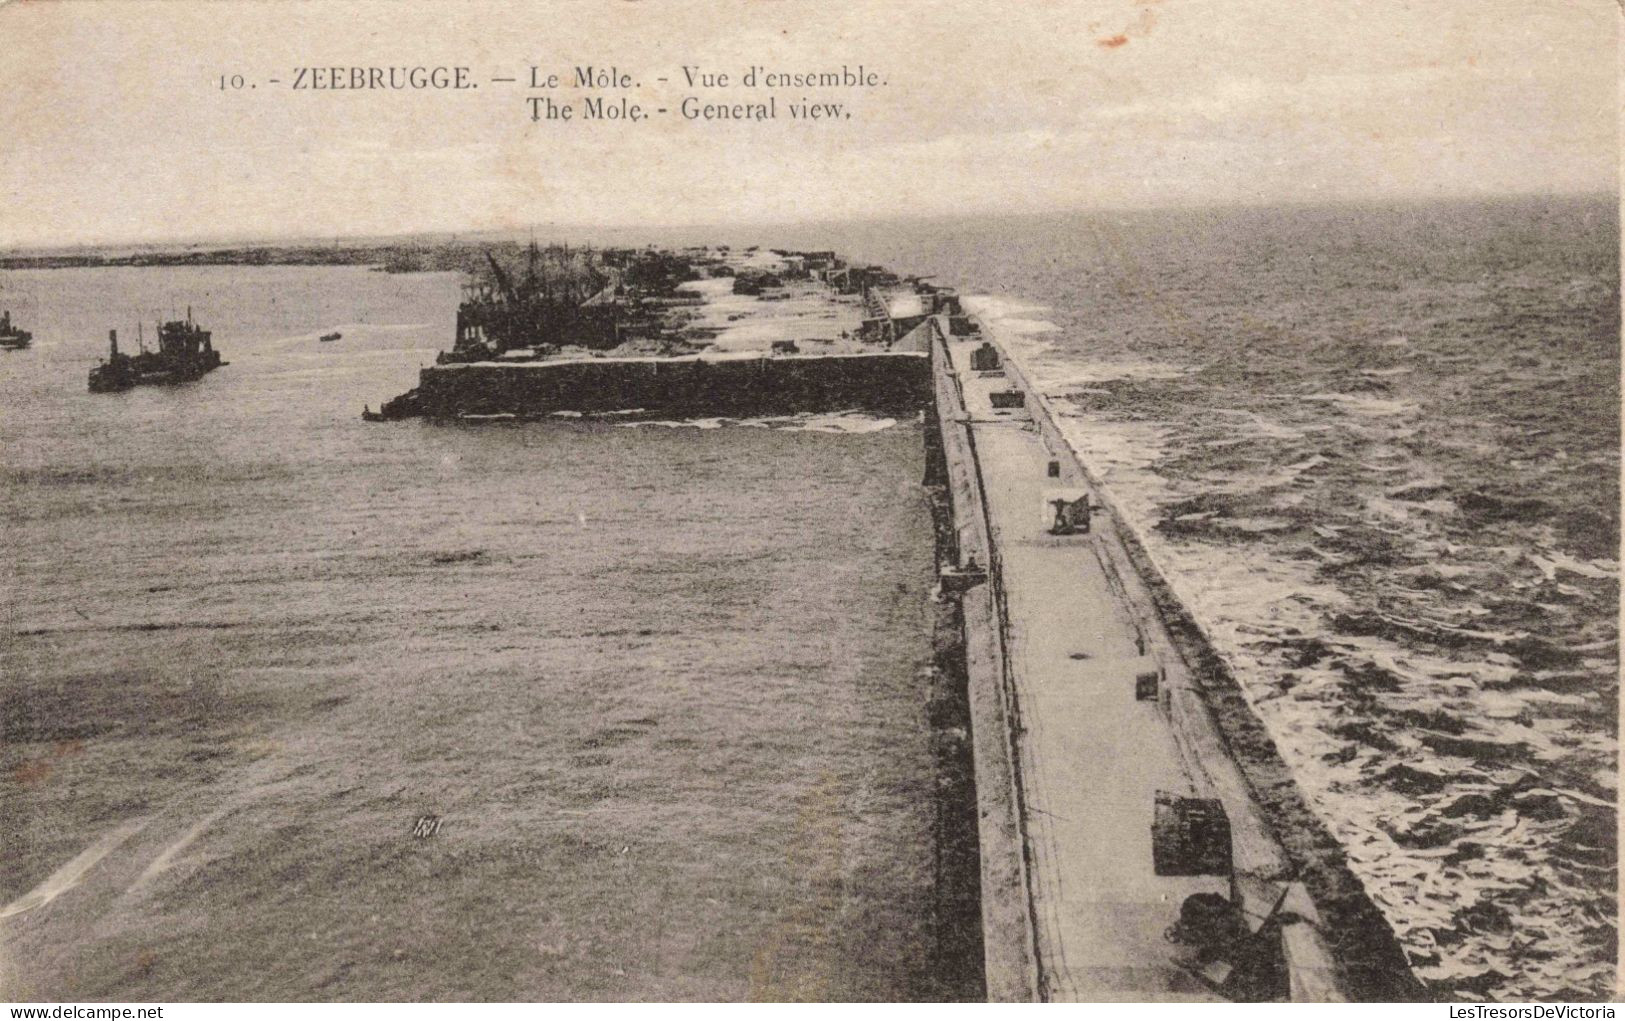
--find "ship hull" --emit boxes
[88,356,225,392]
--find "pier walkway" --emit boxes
[934,312,1352,1001]
[942,335,1227,1000]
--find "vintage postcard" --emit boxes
[0,0,1617,1006]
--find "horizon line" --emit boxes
[1,186,1615,257]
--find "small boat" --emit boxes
[0,310,32,350]
[319,331,342,343]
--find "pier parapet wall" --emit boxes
[925,332,1043,1002]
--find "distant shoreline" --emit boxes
[0,243,485,274]
[1,190,1610,271]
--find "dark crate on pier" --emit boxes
[1152,791,1232,876]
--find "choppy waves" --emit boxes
[967,264,1619,1000]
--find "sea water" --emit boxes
[0,265,953,1000]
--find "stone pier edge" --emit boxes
[928,333,1046,1001]
[962,319,1425,1001]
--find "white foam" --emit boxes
[1032,358,1190,387]
[1527,550,1619,582]
[959,294,1063,360]
[1212,408,1312,441]
[1302,392,1420,417]
[676,278,734,297]
[617,411,901,435]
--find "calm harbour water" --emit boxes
[0,266,949,1000]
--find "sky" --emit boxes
[0,0,1616,247]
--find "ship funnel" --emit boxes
[109,329,118,356]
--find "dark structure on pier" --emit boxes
[441,244,703,363]
[442,243,615,362]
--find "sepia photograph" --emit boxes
[0,0,1617,1006]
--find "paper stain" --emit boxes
[11,739,84,787]
[1098,3,1159,47]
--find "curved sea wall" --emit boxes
[403,351,930,419]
